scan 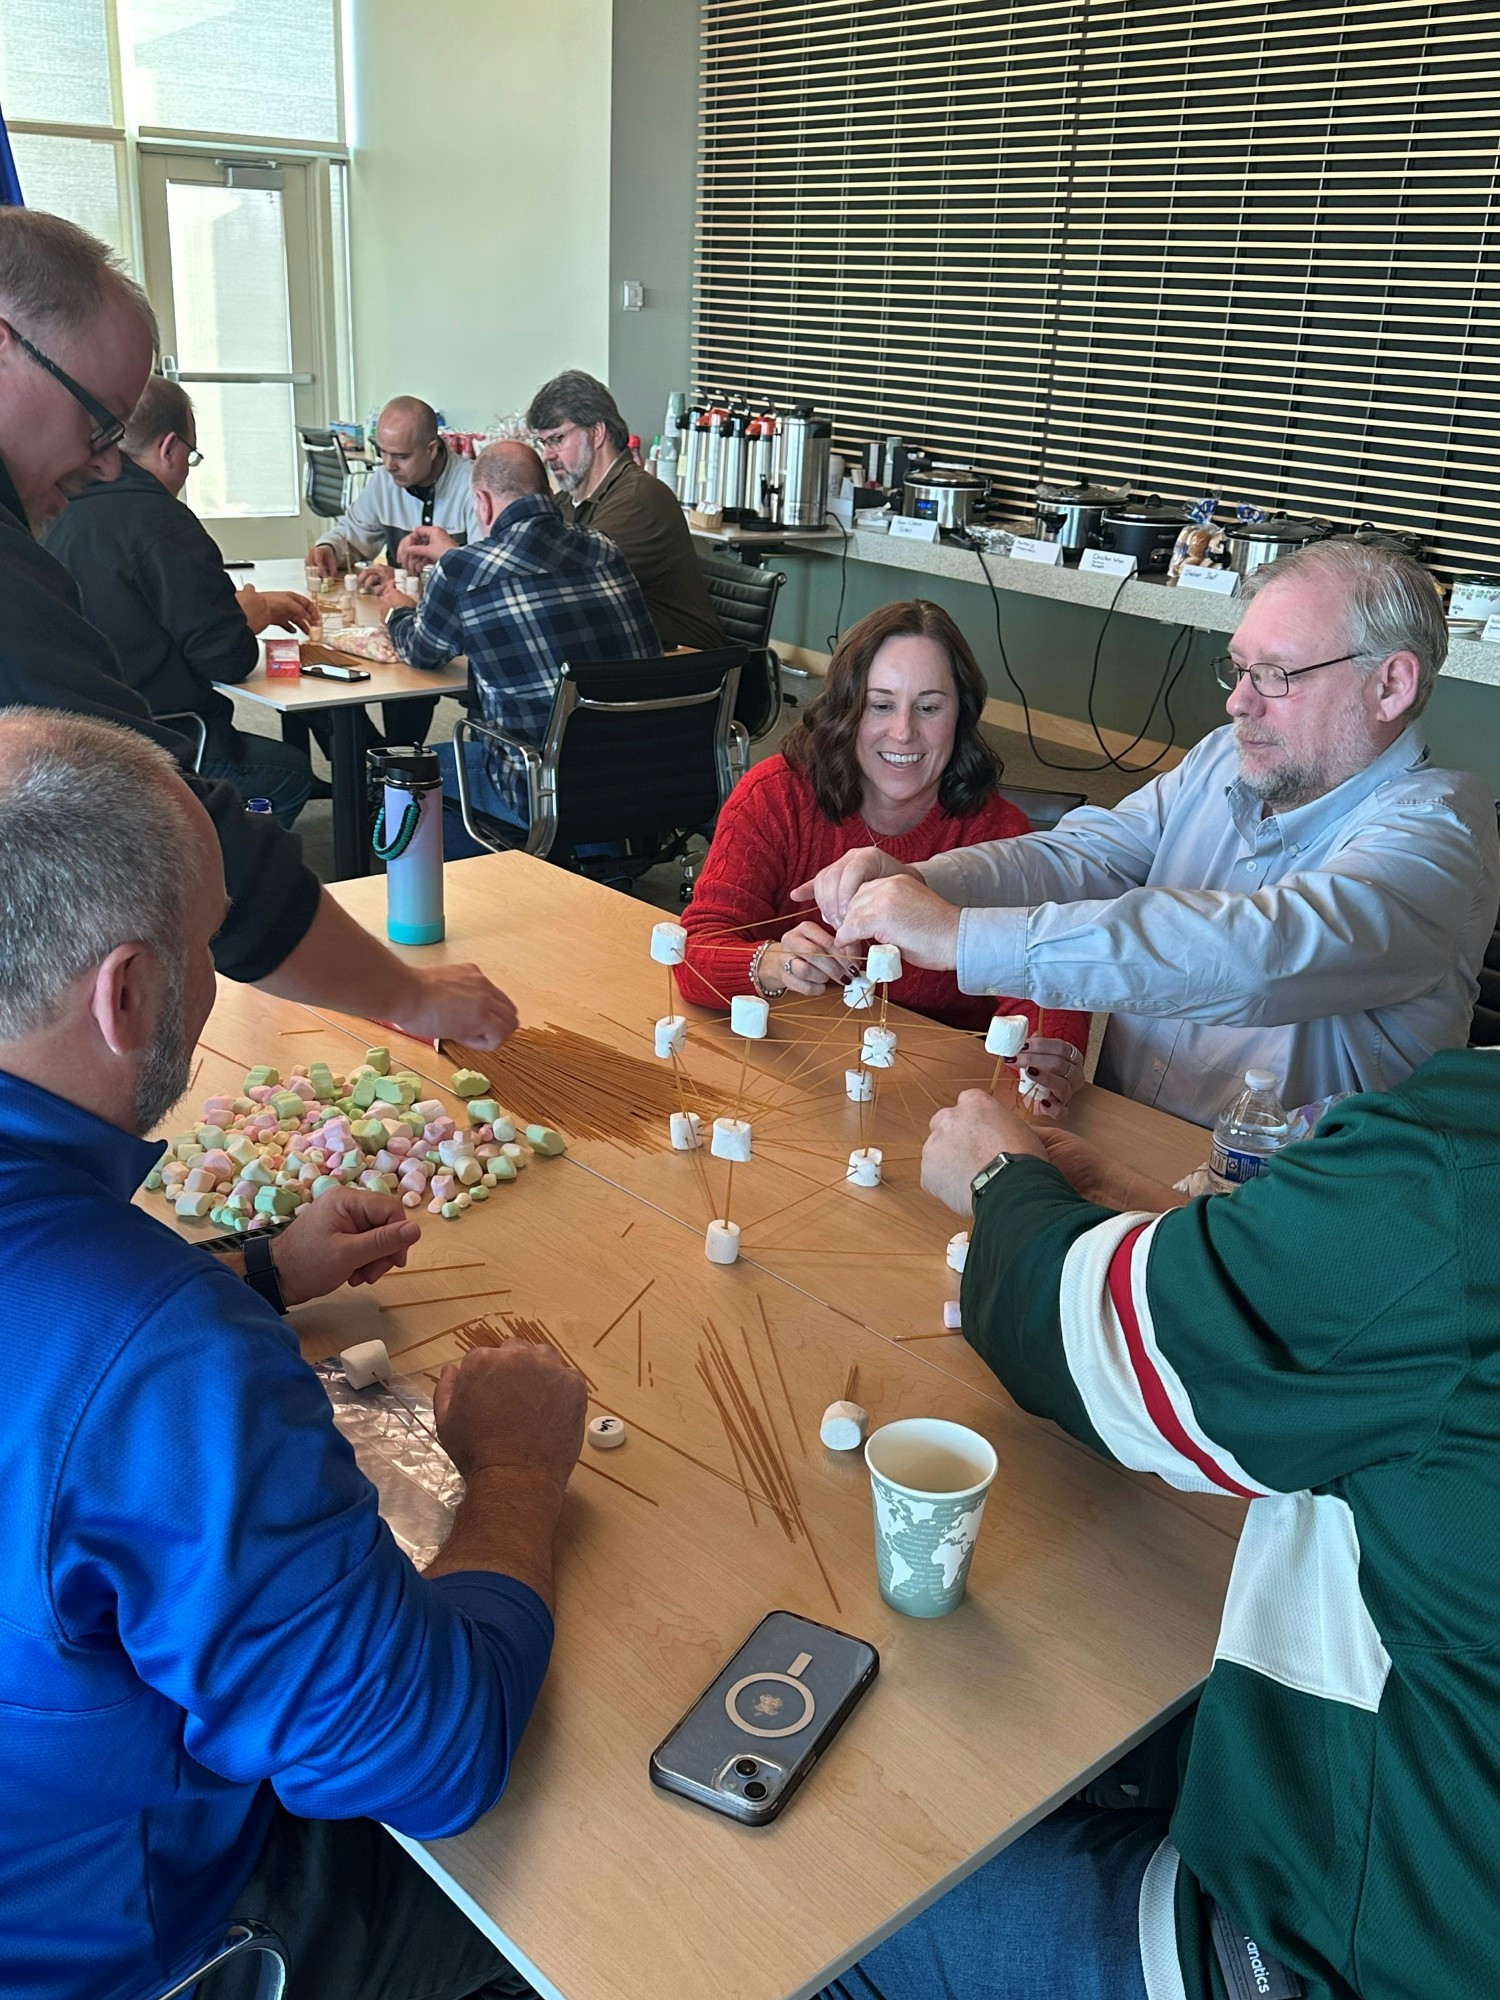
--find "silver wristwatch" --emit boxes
[749,939,788,999]
[970,1152,1018,1204]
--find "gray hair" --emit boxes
[526,370,630,452]
[123,375,194,459]
[0,207,157,348]
[0,712,198,1041]
[1242,535,1447,718]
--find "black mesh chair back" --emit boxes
[699,555,786,740]
[1468,807,1500,1046]
[996,781,1088,832]
[454,647,747,876]
[298,426,350,518]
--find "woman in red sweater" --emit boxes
[677,600,1089,1114]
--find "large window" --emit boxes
[2,0,351,543]
[694,0,1500,577]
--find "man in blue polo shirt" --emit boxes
[0,708,585,2000]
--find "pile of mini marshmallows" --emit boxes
[142,1048,565,1231]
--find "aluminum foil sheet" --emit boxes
[315,1359,465,1569]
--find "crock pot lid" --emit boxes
[1037,478,1132,504]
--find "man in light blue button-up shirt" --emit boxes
[814,539,1499,1127]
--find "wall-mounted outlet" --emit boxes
[621,279,645,311]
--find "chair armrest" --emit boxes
[453,717,548,856]
[729,719,750,785]
[154,710,208,774]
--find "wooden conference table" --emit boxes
[216,558,466,879]
[175,854,1240,2000]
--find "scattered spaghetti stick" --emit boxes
[844,1363,859,1404]
[377,1285,512,1311]
[578,1458,659,1506]
[756,1294,806,1456]
[593,1277,655,1348]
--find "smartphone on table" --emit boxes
[649,1610,878,1825]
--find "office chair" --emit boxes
[452,647,746,885]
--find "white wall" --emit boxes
[345,0,612,428]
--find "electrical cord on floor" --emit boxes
[973,543,1197,778]
[824,507,852,652]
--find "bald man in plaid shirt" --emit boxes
[379,441,659,848]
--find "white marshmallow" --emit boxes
[654,1014,687,1059]
[1017,1070,1040,1099]
[341,1338,391,1390]
[846,1146,883,1187]
[650,921,688,965]
[985,1012,1030,1059]
[669,1111,703,1150]
[710,1117,752,1162]
[861,1025,897,1069]
[845,1067,874,1102]
[947,1230,969,1273]
[588,1414,627,1450]
[730,993,769,1039]
[820,1399,869,1450]
[705,1218,741,1265]
[866,943,902,984]
[843,973,875,1009]
[943,1298,963,1330]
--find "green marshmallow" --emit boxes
[254,1185,299,1216]
[365,1046,391,1075]
[487,1156,517,1182]
[233,1097,254,1114]
[350,1075,379,1109]
[226,1135,258,1166]
[173,1138,201,1162]
[175,1192,217,1218]
[195,1125,227,1149]
[226,1191,254,1214]
[143,1168,164,1191]
[242,1159,275,1186]
[374,1076,417,1106]
[340,1148,363,1173]
[524,1125,566,1157]
[352,1118,387,1149]
[469,1182,491,1202]
[311,1174,342,1198]
[245,1066,280,1090]
[450,1069,490,1098]
[467,1098,501,1126]
[308,1063,337,1100]
[440,1200,462,1220]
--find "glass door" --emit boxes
[138,149,322,558]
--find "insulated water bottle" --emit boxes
[372,746,445,945]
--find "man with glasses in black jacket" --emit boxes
[0,206,517,1047]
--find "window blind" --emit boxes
[694,0,1500,575]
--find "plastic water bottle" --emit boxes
[1209,1069,1290,1189]
[245,797,273,815]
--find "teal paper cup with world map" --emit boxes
[865,1418,998,1618]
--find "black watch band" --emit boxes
[242,1231,287,1316]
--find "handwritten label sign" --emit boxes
[1177,563,1239,596]
[1080,547,1137,577]
[888,515,941,543]
[1480,614,1500,645]
[1008,536,1065,567]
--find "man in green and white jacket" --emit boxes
[820,1050,1500,2000]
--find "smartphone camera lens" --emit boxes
[734,1759,758,1777]
[744,1780,768,1800]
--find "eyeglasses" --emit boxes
[183,445,204,467]
[1213,651,1362,699]
[0,317,126,456]
[533,423,581,454]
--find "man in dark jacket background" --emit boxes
[45,376,316,825]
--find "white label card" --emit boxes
[888,515,941,543]
[1080,547,1137,576]
[1008,536,1065,566]
[1480,614,1500,645]
[1177,563,1239,596]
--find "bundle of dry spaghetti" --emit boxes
[441,1024,733,1150]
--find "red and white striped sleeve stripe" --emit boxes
[1058,1213,1278,1498]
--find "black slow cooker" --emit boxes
[1098,497,1191,575]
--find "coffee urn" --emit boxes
[767,407,833,530]
[745,409,778,520]
[718,407,750,520]
[697,402,732,512]
[676,399,705,507]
